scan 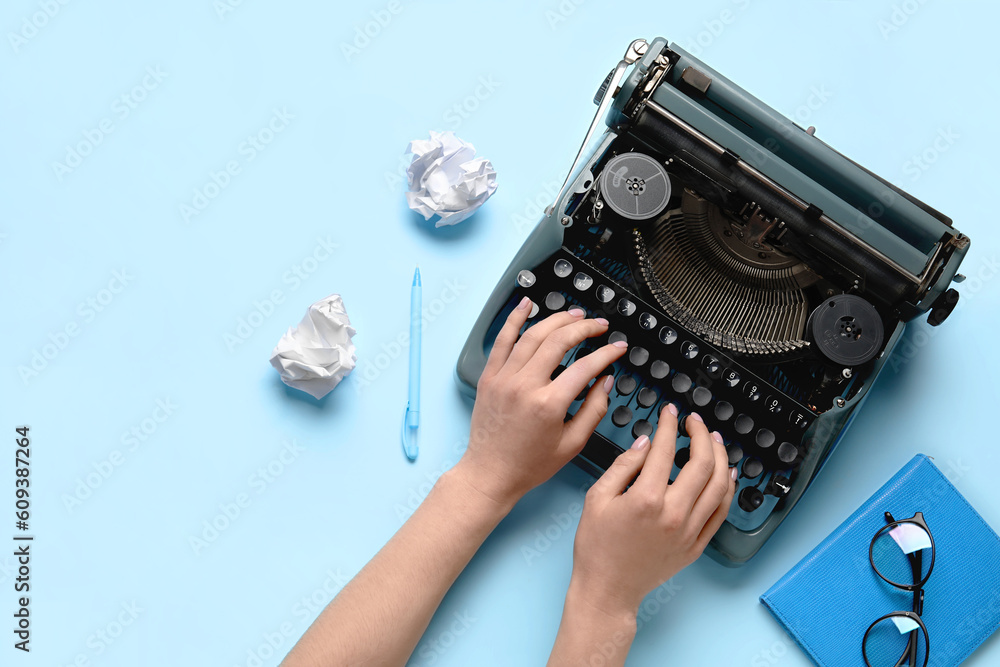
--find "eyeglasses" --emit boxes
[862,511,935,667]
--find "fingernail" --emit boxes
[666,403,678,417]
[612,340,628,348]
[595,317,609,326]
[712,431,724,444]
[632,435,649,450]
[689,412,703,424]
[730,467,739,482]
[602,376,614,394]
[517,296,530,310]
[568,307,585,318]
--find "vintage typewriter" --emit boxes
[456,38,970,564]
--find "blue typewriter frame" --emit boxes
[456,38,968,564]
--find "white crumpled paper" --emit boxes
[269,294,357,399]
[405,130,497,227]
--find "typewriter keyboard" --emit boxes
[499,249,816,531]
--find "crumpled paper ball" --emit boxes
[269,294,357,399]
[405,130,497,227]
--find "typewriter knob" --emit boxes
[927,288,959,326]
[738,487,765,512]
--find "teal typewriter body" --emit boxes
[456,38,970,565]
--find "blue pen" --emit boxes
[402,266,421,460]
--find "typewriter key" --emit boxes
[674,447,690,468]
[681,341,699,360]
[671,373,693,394]
[553,259,573,278]
[616,374,638,395]
[658,326,678,345]
[573,272,593,291]
[611,405,633,427]
[516,270,536,288]
[777,441,800,464]
[734,414,754,435]
[544,291,566,310]
[727,444,744,465]
[755,429,775,449]
[617,298,636,316]
[722,369,740,388]
[742,457,764,479]
[714,401,734,421]
[638,312,657,330]
[608,331,627,346]
[738,486,765,511]
[632,420,653,439]
[637,387,658,408]
[650,360,670,379]
[595,285,615,303]
[628,346,649,366]
[692,386,712,407]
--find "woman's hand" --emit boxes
[568,408,737,617]
[455,296,627,507]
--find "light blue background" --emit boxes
[3,0,998,665]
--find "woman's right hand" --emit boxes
[567,406,737,618]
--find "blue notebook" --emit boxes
[761,454,1000,666]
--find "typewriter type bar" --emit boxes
[457,38,969,564]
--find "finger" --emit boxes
[668,412,717,511]
[690,431,732,527]
[695,463,737,551]
[524,317,612,379]
[504,308,586,373]
[560,375,614,454]
[632,402,678,495]
[481,296,533,381]
[588,436,650,500]
[551,340,626,402]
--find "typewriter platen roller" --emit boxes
[457,38,969,564]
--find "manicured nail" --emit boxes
[612,340,628,348]
[689,412,703,424]
[568,307,585,318]
[730,467,739,482]
[602,376,614,394]
[632,435,649,450]
[517,296,530,310]
[712,431,724,444]
[666,403,679,417]
[595,317,609,326]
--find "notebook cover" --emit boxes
[760,454,1000,666]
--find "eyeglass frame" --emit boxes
[862,511,935,667]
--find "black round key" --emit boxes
[616,374,637,395]
[629,346,649,366]
[611,405,632,427]
[639,312,657,330]
[756,428,775,448]
[743,381,762,401]
[777,441,800,464]
[702,355,721,376]
[550,364,566,380]
[692,386,712,407]
[671,373,692,393]
[738,487,765,512]
[674,447,690,468]
[544,291,566,310]
[764,395,783,414]
[742,457,764,478]
[714,401,734,421]
[617,298,636,316]
[726,443,744,465]
[650,360,670,379]
[632,419,653,439]
[789,410,810,429]
[658,326,678,345]
[722,368,740,388]
[608,331,627,346]
[681,341,699,359]
[637,387,658,408]
[734,413,754,435]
